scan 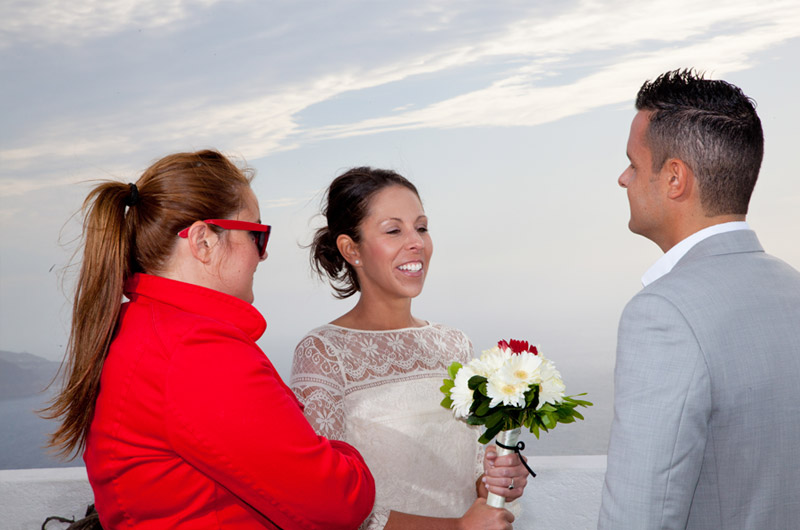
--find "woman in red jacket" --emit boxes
[43,150,375,529]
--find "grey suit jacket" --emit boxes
[599,230,800,529]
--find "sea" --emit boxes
[1,374,613,471]
[0,391,80,470]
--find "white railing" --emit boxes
[0,455,606,529]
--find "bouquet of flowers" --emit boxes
[440,339,592,507]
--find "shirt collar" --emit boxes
[124,273,267,340]
[641,221,750,286]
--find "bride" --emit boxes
[291,167,528,529]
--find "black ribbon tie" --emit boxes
[495,440,536,478]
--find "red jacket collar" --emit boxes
[124,273,267,341]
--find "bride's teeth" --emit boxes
[398,262,422,272]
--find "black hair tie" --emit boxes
[125,183,139,207]
[495,440,537,478]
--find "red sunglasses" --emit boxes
[178,219,271,258]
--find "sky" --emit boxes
[2,0,799,455]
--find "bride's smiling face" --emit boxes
[353,185,433,301]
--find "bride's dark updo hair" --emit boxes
[311,167,420,299]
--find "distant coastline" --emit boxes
[0,351,77,470]
[0,350,61,401]
[0,350,612,470]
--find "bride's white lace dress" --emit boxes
[290,322,483,529]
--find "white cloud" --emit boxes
[2,0,799,195]
[261,196,316,209]
[0,0,226,48]
[309,20,799,139]
[0,160,137,197]
[249,0,800,146]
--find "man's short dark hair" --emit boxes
[636,69,763,216]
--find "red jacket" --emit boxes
[84,273,375,528]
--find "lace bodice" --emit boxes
[290,322,484,529]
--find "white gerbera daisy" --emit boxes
[450,366,477,419]
[499,351,543,386]
[487,372,527,408]
[537,357,566,406]
[469,346,511,378]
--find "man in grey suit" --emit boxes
[598,69,800,529]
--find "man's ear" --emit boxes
[185,221,219,264]
[664,158,693,201]
[336,234,361,267]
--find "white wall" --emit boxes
[521,455,606,529]
[0,467,94,529]
[0,456,606,529]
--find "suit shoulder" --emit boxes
[649,249,800,298]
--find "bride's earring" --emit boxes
[354,259,360,265]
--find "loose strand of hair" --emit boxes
[309,226,358,299]
[42,182,131,458]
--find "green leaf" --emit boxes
[447,362,463,380]
[485,411,505,429]
[525,385,539,405]
[440,396,453,409]
[459,387,594,443]
[475,399,491,417]
[468,375,486,390]
[440,380,454,394]
[522,413,534,429]
[530,422,540,439]
[564,395,593,408]
[530,391,540,410]
[467,415,486,426]
[482,422,505,444]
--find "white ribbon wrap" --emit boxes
[486,427,521,508]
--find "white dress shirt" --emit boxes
[641,221,751,286]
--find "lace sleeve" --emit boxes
[358,508,391,530]
[475,440,486,481]
[290,334,346,441]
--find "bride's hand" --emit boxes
[481,446,529,502]
[458,497,514,530]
